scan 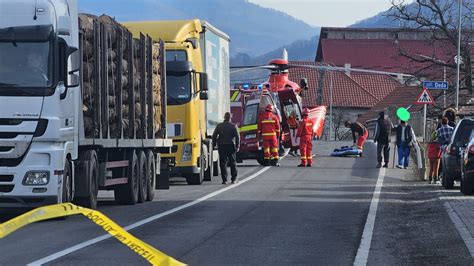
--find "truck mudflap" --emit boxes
[157,157,174,189]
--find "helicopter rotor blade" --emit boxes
[286,64,415,77]
[230,65,277,74]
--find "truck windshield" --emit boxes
[243,104,259,126]
[0,41,52,88]
[167,72,192,105]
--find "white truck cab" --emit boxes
[0,0,80,207]
[0,0,172,209]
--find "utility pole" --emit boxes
[444,66,446,108]
[456,0,462,110]
[329,71,334,141]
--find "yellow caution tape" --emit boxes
[0,203,185,266]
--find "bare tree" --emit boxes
[389,0,473,99]
[322,108,351,141]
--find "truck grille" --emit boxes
[0,185,14,193]
[0,119,38,160]
[0,175,13,182]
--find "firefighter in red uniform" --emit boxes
[297,108,314,167]
[258,104,281,167]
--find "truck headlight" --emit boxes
[23,171,50,185]
[181,144,192,162]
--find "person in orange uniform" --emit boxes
[258,104,281,167]
[287,111,299,156]
[297,108,314,167]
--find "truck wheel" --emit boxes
[62,159,73,203]
[187,148,205,185]
[204,145,212,181]
[137,150,147,203]
[146,150,156,201]
[74,150,99,209]
[114,150,139,205]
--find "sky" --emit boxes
[249,0,412,27]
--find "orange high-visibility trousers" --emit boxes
[299,135,313,166]
[357,130,369,150]
[263,138,279,160]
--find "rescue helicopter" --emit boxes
[230,51,326,165]
[230,50,414,165]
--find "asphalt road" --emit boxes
[1,141,472,265]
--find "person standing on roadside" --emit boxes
[444,108,457,128]
[395,120,416,169]
[257,104,281,167]
[436,117,454,146]
[427,130,442,184]
[212,112,240,185]
[287,111,299,157]
[297,108,314,167]
[374,112,393,168]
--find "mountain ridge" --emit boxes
[78,0,318,57]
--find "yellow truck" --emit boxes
[126,20,230,185]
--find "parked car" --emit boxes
[441,118,474,189]
[460,131,474,194]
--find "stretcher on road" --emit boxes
[330,146,362,157]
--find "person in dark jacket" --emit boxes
[374,112,393,168]
[395,120,416,169]
[212,112,240,184]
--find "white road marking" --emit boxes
[29,166,272,265]
[354,167,385,266]
[444,201,474,257]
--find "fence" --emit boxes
[409,111,438,141]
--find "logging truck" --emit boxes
[0,0,172,209]
[125,20,230,185]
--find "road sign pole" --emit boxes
[423,104,427,142]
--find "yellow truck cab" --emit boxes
[125,20,230,185]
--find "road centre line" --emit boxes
[29,165,272,265]
[354,167,386,266]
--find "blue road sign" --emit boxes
[423,81,449,90]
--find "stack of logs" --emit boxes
[79,14,163,139]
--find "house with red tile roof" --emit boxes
[288,61,407,140]
[315,27,456,81]
[288,61,405,111]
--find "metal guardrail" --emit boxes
[412,140,426,180]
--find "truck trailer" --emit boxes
[125,20,230,185]
[0,0,172,209]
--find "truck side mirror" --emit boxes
[65,48,80,88]
[300,78,308,88]
[200,72,209,92]
[59,43,80,99]
[57,16,71,36]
